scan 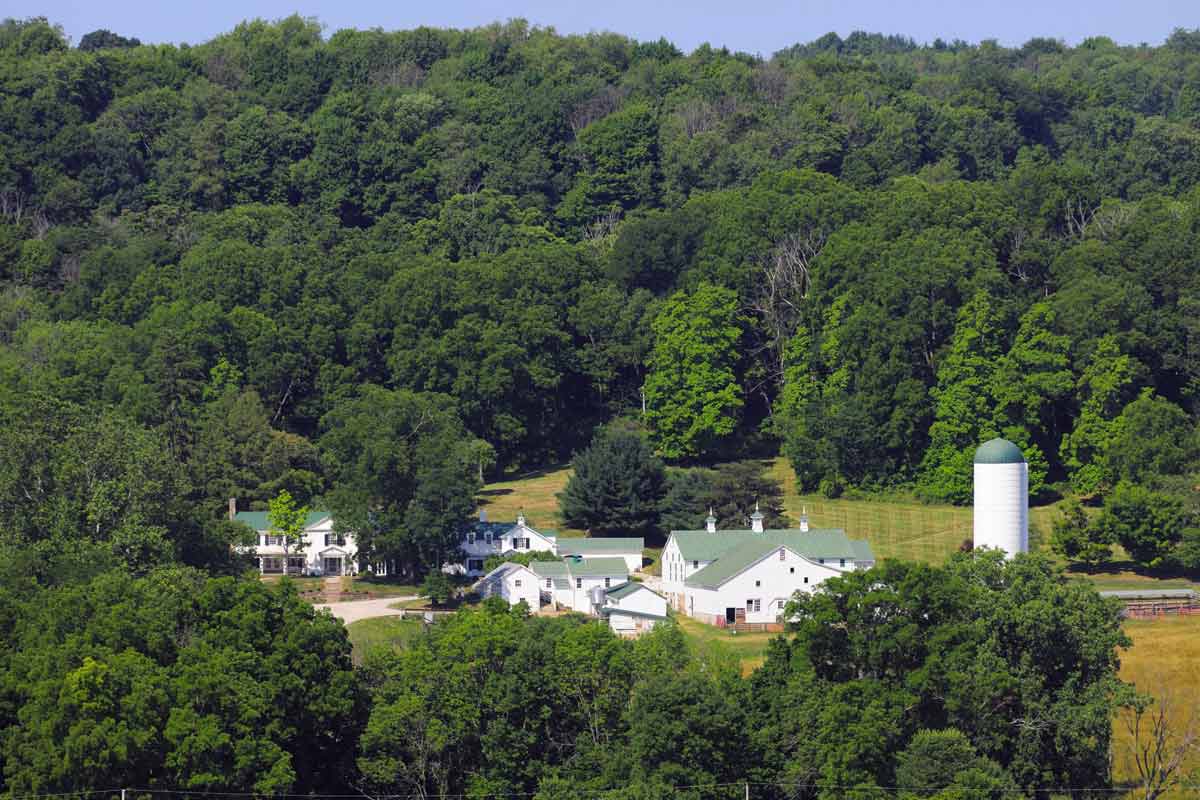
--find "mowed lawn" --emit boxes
[1112,616,1200,798]
[477,465,583,537]
[346,616,424,664]
[673,614,780,676]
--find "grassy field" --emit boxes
[673,613,779,675]
[477,465,582,536]
[345,616,424,664]
[768,458,1065,564]
[1112,616,1200,798]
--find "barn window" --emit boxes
[692,560,698,569]
[575,578,582,589]
[779,548,785,561]
[745,599,761,612]
[515,579,522,587]
[818,558,825,565]
[755,580,761,587]
[605,578,611,588]
[803,577,809,584]
[546,579,552,588]
[789,567,795,574]
[840,558,846,567]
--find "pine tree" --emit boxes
[558,425,666,536]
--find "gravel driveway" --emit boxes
[312,596,419,624]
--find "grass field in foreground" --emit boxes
[673,613,779,676]
[1112,616,1200,798]
[345,616,424,664]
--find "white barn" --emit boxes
[600,582,668,637]
[232,507,358,576]
[661,511,874,628]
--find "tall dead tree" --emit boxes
[748,229,825,408]
[1118,682,1200,800]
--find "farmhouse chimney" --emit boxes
[228,497,237,521]
[750,502,765,533]
[800,506,809,533]
[705,508,717,533]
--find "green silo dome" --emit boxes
[974,438,1026,464]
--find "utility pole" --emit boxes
[745,783,749,800]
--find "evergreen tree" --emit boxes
[558,425,665,536]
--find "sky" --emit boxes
[14,0,1200,55]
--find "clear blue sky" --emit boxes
[17,0,1200,54]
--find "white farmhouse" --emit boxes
[454,512,644,577]
[458,513,558,575]
[661,509,874,628]
[599,582,668,637]
[231,504,358,576]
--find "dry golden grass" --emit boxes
[476,465,585,537]
[1112,616,1200,798]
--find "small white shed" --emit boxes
[473,562,541,609]
[601,581,668,637]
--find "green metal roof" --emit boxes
[557,537,644,554]
[530,561,571,578]
[672,529,863,561]
[604,581,662,600]
[680,530,874,590]
[568,557,630,577]
[599,606,667,620]
[234,510,332,531]
[974,438,1025,464]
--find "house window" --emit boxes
[546,579,552,588]
[840,558,846,567]
[818,558,825,565]
[288,556,305,572]
[692,560,698,569]
[605,578,611,588]
[790,567,795,574]
[467,559,484,572]
[779,548,785,561]
[575,578,582,589]
[515,579,522,587]
[324,533,345,547]
[803,576,809,584]
[746,599,761,612]
[755,580,761,587]
[467,531,476,544]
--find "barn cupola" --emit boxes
[750,502,765,533]
[517,509,526,527]
[705,508,717,533]
[799,505,809,532]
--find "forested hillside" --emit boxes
[2,17,1200,577]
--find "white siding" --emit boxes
[240,516,359,575]
[687,547,846,624]
[476,565,541,609]
[605,584,667,618]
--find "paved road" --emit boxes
[312,596,419,624]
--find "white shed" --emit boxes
[600,581,668,637]
[473,562,542,609]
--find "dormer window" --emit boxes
[467,531,476,545]
[485,531,493,544]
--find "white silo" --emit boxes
[973,438,1028,557]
